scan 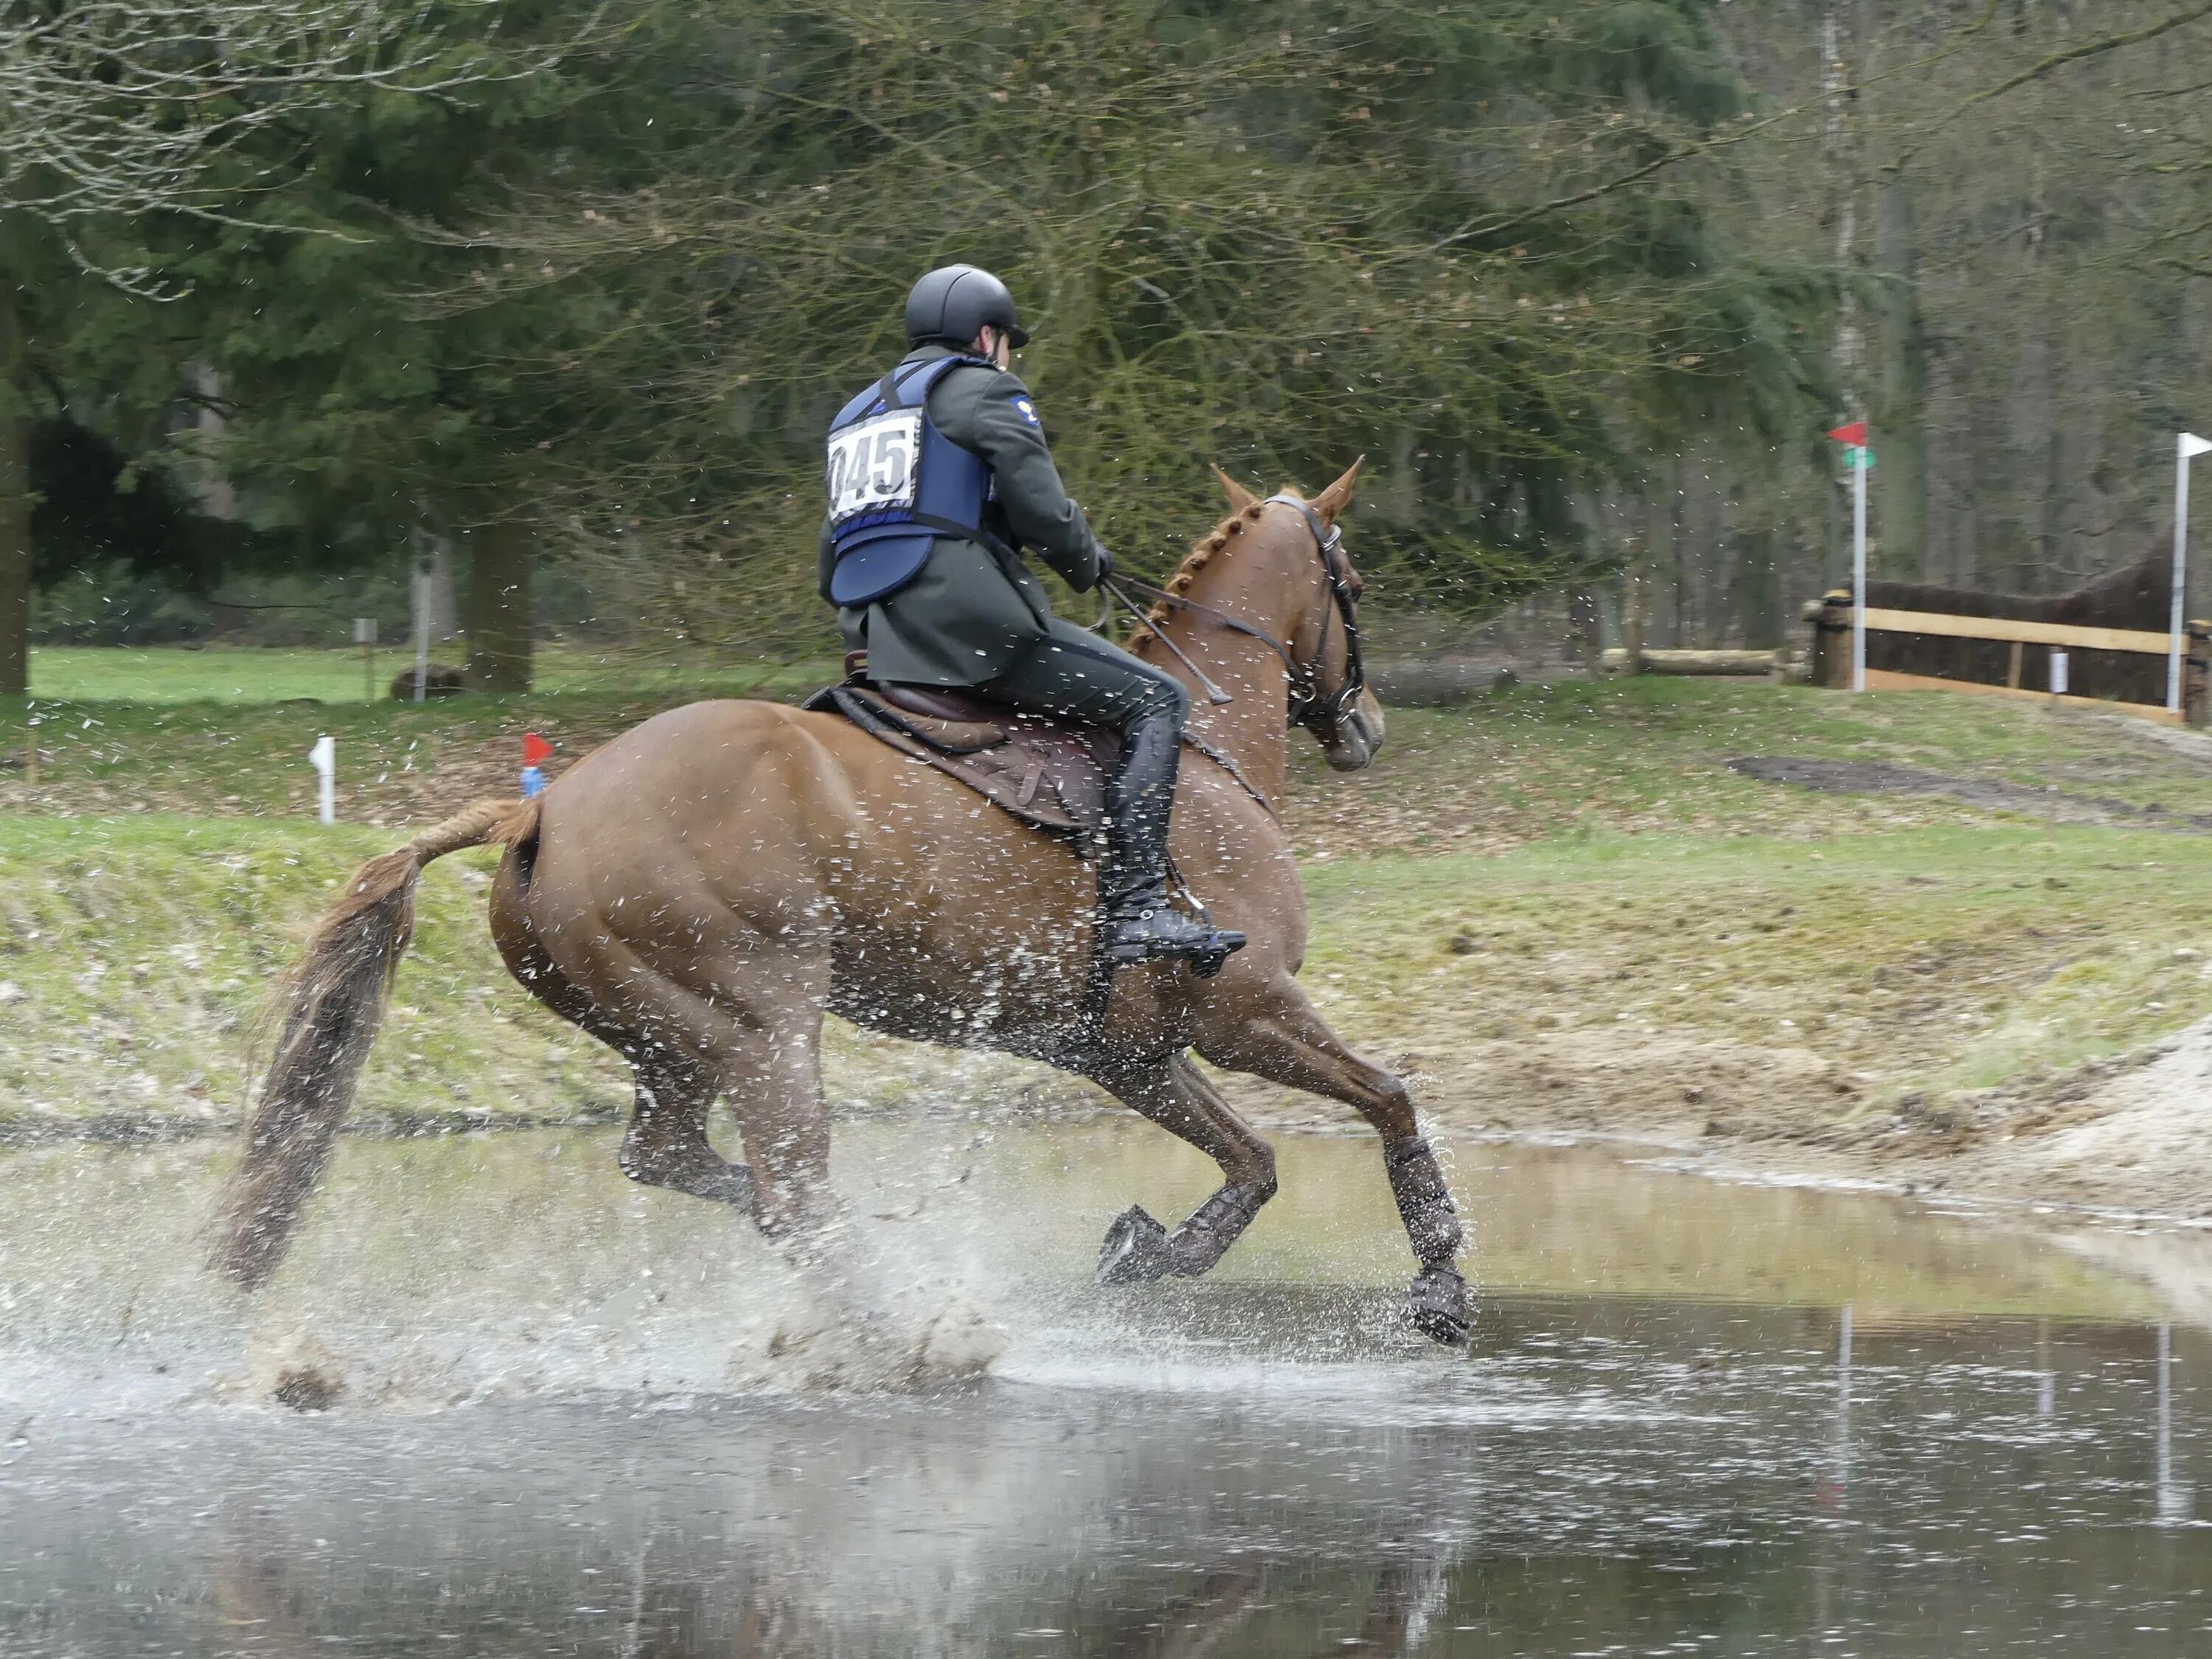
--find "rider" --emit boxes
[818,263,1245,970]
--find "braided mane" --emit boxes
[1141,500,1270,632]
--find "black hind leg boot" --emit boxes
[1102,713,1247,974]
[1387,1136,1472,1348]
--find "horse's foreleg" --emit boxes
[617,1048,755,1211]
[1197,980,1470,1347]
[1089,1055,1277,1286]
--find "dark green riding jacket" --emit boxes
[816,344,1107,686]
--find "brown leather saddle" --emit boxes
[803,664,1119,852]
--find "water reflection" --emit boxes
[0,1293,2206,1656]
[4,1128,2212,1655]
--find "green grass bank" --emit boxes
[9,655,2212,1211]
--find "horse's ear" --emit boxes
[1212,465,1260,515]
[1310,456,1366,525]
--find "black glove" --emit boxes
[1093,543,1116,587]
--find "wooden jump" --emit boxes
[1860,668,2185,725]
[1806,594,2211,725]
[1856,608,2172,657]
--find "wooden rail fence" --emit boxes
[1806,591,2211,726]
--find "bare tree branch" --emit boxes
[0,0,577,289]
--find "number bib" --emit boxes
[826,409,924,524]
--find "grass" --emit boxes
[1288,675,2212,858]
[0,813,1051,1131]
[10,810,2212,1135]
[0,817,608,1130]
[10,665,2211,845]
[1,652,838,827]
[10,653,2212,1138]
[1298,824,2212,1109]
[24,642,837,705]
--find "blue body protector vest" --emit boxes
[824,354,1000,607]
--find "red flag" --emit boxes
[522,731,553,767]
[1826,420,1868,446]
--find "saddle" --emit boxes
[803,667,1119,851]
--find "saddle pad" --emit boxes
[803,683,1116,849]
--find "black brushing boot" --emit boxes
[1386,1135,1472,1348]
[1102,714,1247,976]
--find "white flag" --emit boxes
[2182,433,2212,459]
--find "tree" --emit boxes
[0,291,25,695]
[0,0,524,694]
[425,0,1830,652]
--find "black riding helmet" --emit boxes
[905,264,1029,350]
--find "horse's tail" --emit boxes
[211,796,543,1290]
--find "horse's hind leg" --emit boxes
[1089,1054,1278,1287]
[606,970,830,1246]
[619,1048,754,1210]
[1196,978,1470,1347]
[492,864,756,1214]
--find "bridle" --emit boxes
[1103,494,1368,736]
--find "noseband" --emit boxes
[1105,495,1367,734]
[1263,493,1368,735]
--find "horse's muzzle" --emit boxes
[1318,690,1386,772]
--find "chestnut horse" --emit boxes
[212,460,1470,1346]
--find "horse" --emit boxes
[211,459,1470,1346]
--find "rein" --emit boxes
[1103,493,1368,736]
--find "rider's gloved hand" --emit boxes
[1093,543,1116,587]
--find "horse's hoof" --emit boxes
[1096,1206,1174,1285]
[1407,1265,1472,1349]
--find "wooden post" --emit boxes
[1624,563,1649,675]
[2006,640,2023,690]
[2188,620,2211,726]
[1806,589,1854,689]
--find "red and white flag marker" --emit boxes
[1826,422,1871,692]
[2172,434,2212,714]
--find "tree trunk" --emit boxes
[1822,1,1864,585]
[426,540,461,641]
[1876,169,1927,580]
[465,517,535,693]
[0,293,30,698]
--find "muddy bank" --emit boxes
[1208,1017,2212,1224]
[18,1010,2211,1228]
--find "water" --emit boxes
[3,1121,2210,1655]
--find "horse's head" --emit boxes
[1214,459,1385,772]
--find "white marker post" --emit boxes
[309,735,335,827]
[2171,434,2212,716]
[1826,421,1871,692]
[1851,448,1868,693]
[411,564,431,703]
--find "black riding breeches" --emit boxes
[969,619,1189,736]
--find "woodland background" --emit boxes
[5,0,2212,694]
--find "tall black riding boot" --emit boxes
[1102,714,1247,975]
